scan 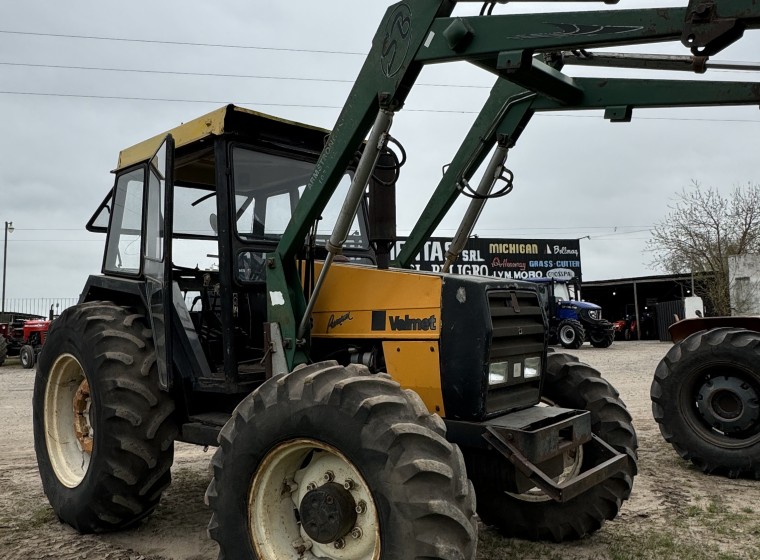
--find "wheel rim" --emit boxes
[44,353,92,487]
[682,366,760,448]
[249,439,380,559]
[560,326,575,345]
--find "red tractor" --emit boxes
[0,314,51,369]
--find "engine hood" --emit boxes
[563,300,601,311]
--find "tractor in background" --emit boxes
[529,278,615,349]
[0,313,51,368]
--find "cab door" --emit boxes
[143,135,175,389]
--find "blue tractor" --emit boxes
[530,278,615,349]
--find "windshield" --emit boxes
[554,282,572,301]
[232,146,367,248]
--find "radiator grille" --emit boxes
[486,289,545,414]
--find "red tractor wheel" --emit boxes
[20,345,36,369]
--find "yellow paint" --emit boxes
[309,263,442,340]
[383,341,445,416]
[116,105,331,171]
[306,262,446,412]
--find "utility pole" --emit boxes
[2,221,13,315]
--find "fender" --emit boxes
[669,316,760,343]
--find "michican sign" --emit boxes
[392,237,582,281]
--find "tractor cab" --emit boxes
[85,105,372,396]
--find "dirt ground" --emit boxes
[1,341,759,560]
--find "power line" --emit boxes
[435,226,651,232]
[4,29,760,71]
[0,90,340,109]
[2,90,760,123]
[0,29,366,56]
[590,229,652,238]
[0,61,490,89]
[3,59,759,92]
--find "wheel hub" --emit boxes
[73,379,93,453]
[299,482,358,544]
[561,327,575,344]
[697,376,760,433]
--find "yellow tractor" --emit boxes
[32,1,760,558]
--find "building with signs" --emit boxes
[391,238,713,341]
[392,237,582,281]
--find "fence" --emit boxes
[2,298,79,319]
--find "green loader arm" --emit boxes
[397,74,760,268]
[268,0,760,368]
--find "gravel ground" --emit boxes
[1,341,759,559]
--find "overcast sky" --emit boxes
[1,0,759,305]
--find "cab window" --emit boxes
[104,167,145,275]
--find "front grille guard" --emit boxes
[483,415,628,503]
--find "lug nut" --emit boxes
[351,527,363,539]
[343,478,355,490]
[334,538,346,550]
[291,538,312,554]
[306,482,317,491]
[355,500,367,514]
[323,470,335,483]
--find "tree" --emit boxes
[646,181,760,316]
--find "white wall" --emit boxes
[728,254,760,316]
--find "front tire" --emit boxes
[651,328,760,478]
[465,353,637,542]
[20,344,36,369]
[558,320,585,349]
[589,330,614,349]
[33,301,176,533]
[206,361,477,559]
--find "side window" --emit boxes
[104,168,145,274]
[145,170,163,261]
[264,192,293,236]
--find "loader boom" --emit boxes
[268,0,760,367]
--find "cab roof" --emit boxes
[115,104,331,171]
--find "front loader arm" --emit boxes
[418,2,760,63]
[268,1,456,366]
[397,74,760,268]
[269,0,760,367]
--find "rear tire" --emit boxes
[206,361,477,559]
[558,320,585,349]
[20,344,36,369]
[651,328,760,478]
[0,337,7,366]
[33,301,176,533]
[465,353,637,542]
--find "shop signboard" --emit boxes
[392,237,582,281]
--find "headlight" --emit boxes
[489,357,542,384]
[524,356,541,379]
[489,362,508,385]
[588,310,600,320]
